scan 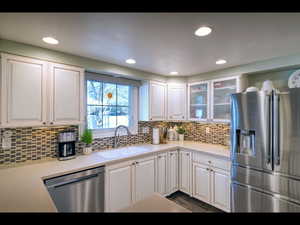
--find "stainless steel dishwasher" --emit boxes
[44,166,105,212]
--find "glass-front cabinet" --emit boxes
[188,81,209,121]
[188,76,239,122]
[211,78,237,122]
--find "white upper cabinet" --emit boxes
[211,77,237,122]
[167,83,187,120]
[49,63,84,125]
[0,53,84,127]
[188,75,246,123]
[139,80,166,121]
[188,81,209,121]
[1,54,48,127]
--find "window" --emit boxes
[85,74,139,138]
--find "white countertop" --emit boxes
[0,141,230,212]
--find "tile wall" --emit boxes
[0,121,230,166]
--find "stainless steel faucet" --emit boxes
[114,125,132,148]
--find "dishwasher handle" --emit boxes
[47,173,99,189]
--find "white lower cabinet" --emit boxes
[191,161,231,212]
[211,167,231,212]
[105,160,133,212]
[155,153,168,196]
[105,155,156,212]
[167,150,179,194]
[179,150,191,195]
[105,149,231,212]
[192,162,211,203]
[134,156,156,202]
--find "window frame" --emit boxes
[85,78,138,139]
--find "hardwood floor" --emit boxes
[167,191,223,213]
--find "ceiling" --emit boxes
[1,13,300,76]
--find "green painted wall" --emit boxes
[247,67,298,90]
[0,39,167,82]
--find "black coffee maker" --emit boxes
[58,131,76,160]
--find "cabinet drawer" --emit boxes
[192,152,230,171]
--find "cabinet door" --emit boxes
[134,156,156,202]
[167,150,179,194]
[167,84,186,120]
[1,54,47,127]
[179,150,191,195]
[188,82,209,121]
[156,153,168,196]
[211,168,231,212]
[211,77,237,122]
[192,162,211,204]
[105,161,133,212]
[149,81,166,120]
[49,63,84,125]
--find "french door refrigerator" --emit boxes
[231,88,300,212]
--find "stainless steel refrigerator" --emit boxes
[231,88,300,212]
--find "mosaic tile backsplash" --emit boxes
[0,121,230,166]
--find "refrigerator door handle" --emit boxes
[273,93,280,166]
[266,94,272,165]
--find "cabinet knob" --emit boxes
[206,168,209,171]
[182,116,184,119]
[132,162,135,165]
[43,122,46,125]
[158,156,161,159]
[186,153,189,156]
[50,122,53,125]
[208,161,211,163]
[135,161,139,165]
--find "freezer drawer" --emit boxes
[231,183,300,212]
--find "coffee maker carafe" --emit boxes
[58,131,76,160]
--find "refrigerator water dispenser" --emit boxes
[237,129,256,156]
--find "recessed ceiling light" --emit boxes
[126,59,136,64]
[194,26,212,37]
[170,71,178,75]
[42,37,59,45]
[216,59,227,65]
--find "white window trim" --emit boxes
[85,81,139,139]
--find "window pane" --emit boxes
[87,80,102,105]
[117,85,130,106]
[87,106,103,129]
[103,83,116,105]
[117,107,129,126]
[103,106,117,128]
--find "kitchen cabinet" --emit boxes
[192,151,231,212]
[192,162,211,203]
[156,153,168,196]
[1,54,48,127]
[105,155,156,212]
[211,167,230,212]
[105,160,133,212]
[139,80,166,121]
[211,77,238,122]
[105,148,231,212]
[167,83,187,120]
[188,81,209,121]
[0,53,84,127]
[188,75,246,122]
[48,63,84,125]
[134,155,156,202]
[167,150,179,194]
[179,150,192,195]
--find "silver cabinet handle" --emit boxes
[208,161,211,163]
[186,153,189,156]
[206,168,209,171]
[158,156,162,159]
[273,93,280,165]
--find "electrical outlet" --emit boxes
[142,127,149,134]
[205,127,210,134]
[2,130,12,149]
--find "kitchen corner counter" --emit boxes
[0,141,230,212]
